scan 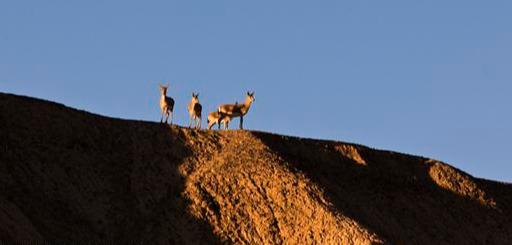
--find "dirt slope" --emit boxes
[0,92,511,244]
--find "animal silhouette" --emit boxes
[218,92,255,130]
[159,83,175,125]
[188,92,202,129]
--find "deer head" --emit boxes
[191,92,200,103]
[159,82,170,95]
[246,91,255,102]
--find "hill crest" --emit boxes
[1,92,511,244]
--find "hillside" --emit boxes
[0,92,511,244]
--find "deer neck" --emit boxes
[189,99,198,111]
[241,98,253,115]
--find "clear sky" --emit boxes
[1,1,511,182]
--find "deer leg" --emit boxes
[240,116,244,130]
[162,110,167,123]
[169,111,173,125]
[160,113,164,123]
[197,117,201,129]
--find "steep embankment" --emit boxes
[0,92,511,244]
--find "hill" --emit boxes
[0,92,511,244]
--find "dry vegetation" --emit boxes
[0,92,511,244]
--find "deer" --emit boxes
[207,111,234,130]
[159,82,175,125]
[188,92,202,129]
[218,92,255,130]
[207,102,237,130]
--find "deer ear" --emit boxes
[196,93,199,97]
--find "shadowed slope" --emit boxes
[252,132,512,244]
[0,92,511,244]
[0,93,219,244]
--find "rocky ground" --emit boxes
[1,92,511,244]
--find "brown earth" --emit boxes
[0,92,511,244]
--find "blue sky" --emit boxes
[1,1,511,182]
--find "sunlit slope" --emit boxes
[1,92,511,244]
